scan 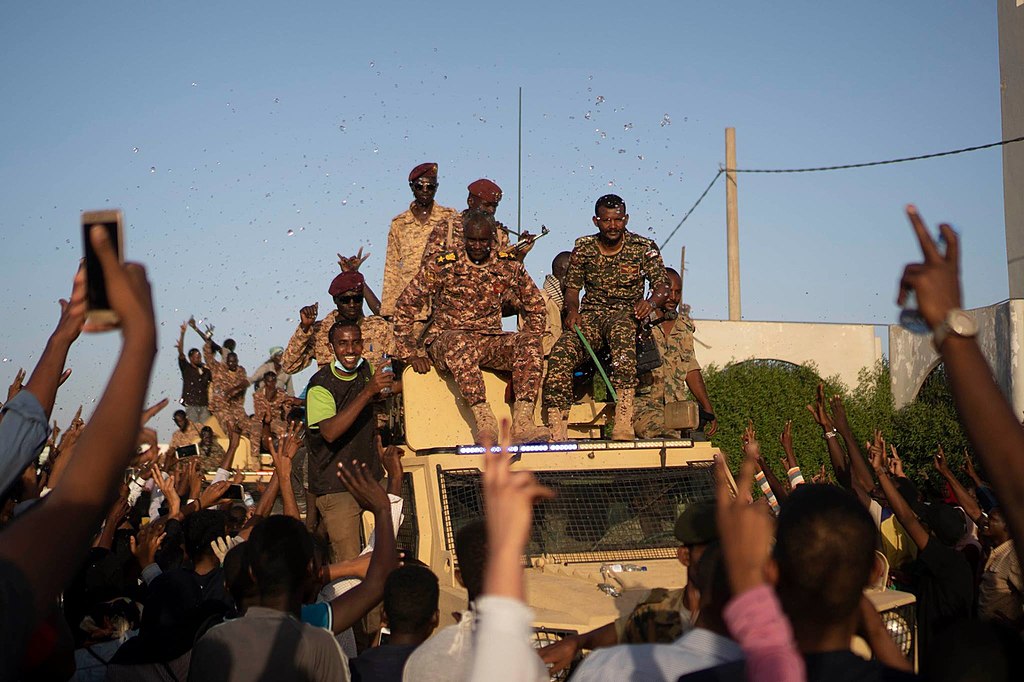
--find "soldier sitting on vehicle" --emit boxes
[633,268,718,439]
[542,194,670,441]
[393,209,549,445]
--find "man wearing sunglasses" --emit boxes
[281,271,394,375]
[381,163,459,327]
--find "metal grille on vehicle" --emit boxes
[532,627,581,682]
[438,463,716,564]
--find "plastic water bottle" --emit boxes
[380,354,394,396]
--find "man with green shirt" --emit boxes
[304,321,394,562]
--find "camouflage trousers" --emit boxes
[211,403,247,435]
[543,309,637,410]
[427,330,544,405]
[248,416,286,455]
[633,392,676,439]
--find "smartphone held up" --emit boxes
[81,209,124,330]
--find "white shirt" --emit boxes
[568,627,744,682]
[467,596,550,682]
[317,493,405,658]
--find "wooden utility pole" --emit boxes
[725,127,741,321]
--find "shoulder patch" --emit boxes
[435,251,458,265]
[496,250,517,260]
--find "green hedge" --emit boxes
[702,359,970,498]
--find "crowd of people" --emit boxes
[0,157,1022,681]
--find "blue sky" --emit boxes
[0,2,1007,425]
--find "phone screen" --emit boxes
[225,484,244,500]
[81,211,122,311]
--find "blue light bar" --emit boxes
[455,442,580,455]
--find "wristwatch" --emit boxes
[932,308,978,351]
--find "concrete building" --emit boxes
[693,318,882,391]
[889,1,1024,416]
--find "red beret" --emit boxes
[468,178,502,203]
[409,163,438,182]
[329,271,364,296]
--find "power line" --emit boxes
[659,135,1024,250]
[727,135,1024,174]
[659,169,722,250]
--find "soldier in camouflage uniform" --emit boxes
[380,163,460,324]
[394,209,549,444]
[203,340,249,434]
[634,268,718,439]
[542,195,669,441]
[281,271,394,375]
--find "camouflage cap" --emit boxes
[673,501,718,545]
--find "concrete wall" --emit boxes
[1000,0,1024,298]
[889,300,1024,415]
[692,319,882,390]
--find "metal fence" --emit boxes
[438,463,717,564]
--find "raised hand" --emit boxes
[779,420,797,469]
[130,522,166,568]
[337,247,370,272]
[133,399,167,464]
[105,493,131,530]
[741,419,761,461]
[933,444,951,476]
[83,226,155,339]
[715,450,773,595]
[885,444,903,478]
[53,268,87,343]
[829,394,852,434]
[379,435,404,482]
[268,420,303,477]
[152,464,181,517]
[964,450,983,486]
[337,459,390,513]
[198,480,232,509]
[210,535,243,565]
[6,368,25,403]
[480,418,556,600]
[867,431,886,474]
[299,303,319,331]
[805,383,834,430]
[897,205,962,330]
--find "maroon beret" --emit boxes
[329,271,365,296]
[468,178,502,203]
[409,163,438,182]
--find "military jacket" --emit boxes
[565,231,668,313]
[393,249,546,357]
[639,311,701,404]
[419,210,512,267]
[381,202,459,318]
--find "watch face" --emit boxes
[949,310,978,337]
